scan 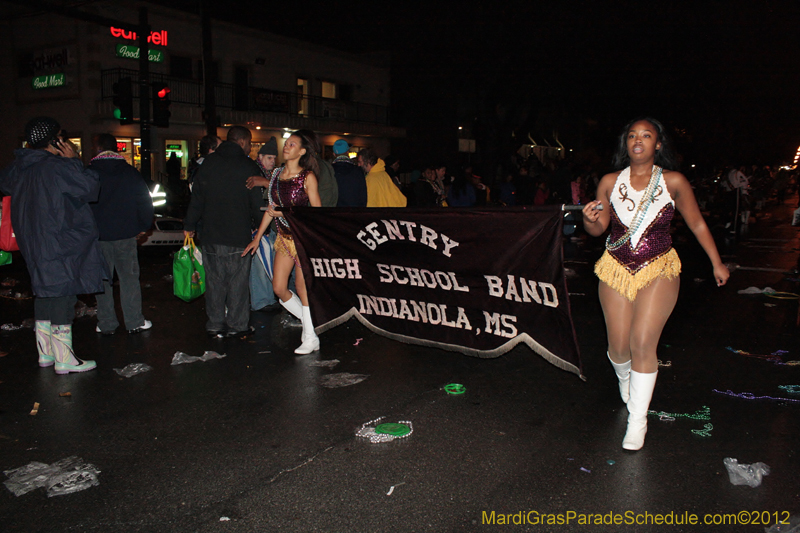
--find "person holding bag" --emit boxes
[0,117,106,374]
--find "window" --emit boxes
[321,81,337,99]
[297,78,309,115]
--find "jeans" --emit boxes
[203,243,251,332]
[250,228,277,310]
[95,238,145,331]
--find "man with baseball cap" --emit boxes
[332,139,367,207]
[0,117,106,373]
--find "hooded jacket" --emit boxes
[365,159,407,208]
[0,149,106,297]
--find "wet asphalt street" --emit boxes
[1,200,799,533]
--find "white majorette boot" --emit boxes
[294,306,320,355]
[35,320,54,367]
[622,370,658,450]
[608,352,631,404]
[280,291,303,320]
[52,324,97,375]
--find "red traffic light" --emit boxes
[157,86,171,99]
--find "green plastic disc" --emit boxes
[375,423,411,436]
[444,383,466,395]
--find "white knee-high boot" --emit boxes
[36,320,54,367]
[622,370,657,450]
[295,306,320,355]
[280,291,303,320]
[608,352,631,404]
[52,325,96,375]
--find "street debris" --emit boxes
[308,359,340,368]
[356,416,413,443]
[723,457,769,488]
[320,372,368,388]
[4,456,100,497]
[114,363,154,378]
[386,482,405,496]
[170,351,227,365]
[29,402,39,416]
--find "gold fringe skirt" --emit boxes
[275,233,299,265]
[594,248,681,302]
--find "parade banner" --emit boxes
[285,206,582,377]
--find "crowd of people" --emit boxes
[6,115,795,452]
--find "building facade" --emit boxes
[1,1,404,180]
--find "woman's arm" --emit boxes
[582,173,615,236]
[666,171,730,286]
[304,172,322,207]
[242,209,273,256]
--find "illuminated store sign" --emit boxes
[115,44,164,63]
[110,27,168,46]
[32,73,65,89]
[117,142,127,152]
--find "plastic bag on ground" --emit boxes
[723,457,770,487]
[319,373,369,388]
[738,286,776,295]
[4,456,100,497]
[170,351,226,365]
[114,363,153,378]
[764,515,800,533]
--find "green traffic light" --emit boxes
[114,108,122,120]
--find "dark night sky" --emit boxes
[174,0,800,170]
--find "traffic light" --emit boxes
[112,77,134,125]
[152,82,171,128]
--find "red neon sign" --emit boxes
[110,27,168,47]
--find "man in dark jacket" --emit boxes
[184,126,263,337]
[332,140,367,207]
[0,117,104,374]
[89,133,154,335]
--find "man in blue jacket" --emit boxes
[0,117,105,374]
[89,133,154,335]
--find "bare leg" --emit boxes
[272,252,296,303]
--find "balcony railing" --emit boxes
[101,68,390,125]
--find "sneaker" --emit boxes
[95,325,115,336]
[128,320,152,334]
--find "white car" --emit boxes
[138,215,185,247]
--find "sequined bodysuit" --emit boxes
[269,167,309,238]
[594,166,681,301]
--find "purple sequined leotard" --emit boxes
[594,166,682,301]
[269,167,310,238]
[607,166,674,272]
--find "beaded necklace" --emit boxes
[606,165,662,251]
[269,166,305,232]
[90,151,126,162]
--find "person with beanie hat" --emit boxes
[0,117,106,373]
[332,139,367,207]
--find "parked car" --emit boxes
[138,215,184,247]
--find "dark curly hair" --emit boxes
[290,129,321,175]
[612,117,679,171]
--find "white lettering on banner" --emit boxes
[483,312,518,338]
[310,258,362,279]
[484,275,559,308]
[376,263,469,292]
[356,220,460,257]
[356,294,472,330]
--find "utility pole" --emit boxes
[201,0,218,137]
[138,7,152,181]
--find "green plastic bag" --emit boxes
[0,250,11,266]
[173,236,205,302]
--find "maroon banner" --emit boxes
[285,206,582,377]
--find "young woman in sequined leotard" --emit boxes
[244,130,322,354]
[582,117,729,451]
